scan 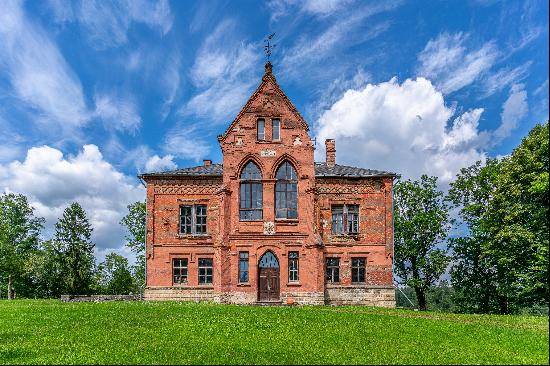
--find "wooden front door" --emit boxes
[258,251,280,301]
[259,268,280,301]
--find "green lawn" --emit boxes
[0,300,548,365]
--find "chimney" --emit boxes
[325,139,336,167]
[203,159,212,167]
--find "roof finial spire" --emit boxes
[264,32,276,64]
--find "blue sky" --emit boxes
[0,0,548,260]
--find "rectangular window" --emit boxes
[257,119,265,141]
[288,251,299,282]
[172,258,188,284]
[240,182,263,220]
[272,119,280,141]
[351,258,366,283]
[198,258,213,284]
[325,257,340,283]
[239,252,249,283]
[179,205,208,235]
[331,204,359,234]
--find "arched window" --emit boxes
[240,161,263,220]
[275,161,298,219]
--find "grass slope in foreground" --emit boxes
[0,300,548,364]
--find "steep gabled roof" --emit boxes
[219,62,309,142]
[139,163,398,179]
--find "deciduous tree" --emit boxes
[120,201,146,292]
[0,193,44,299]
[394,175,451,311]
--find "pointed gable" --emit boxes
[218,62,309,142]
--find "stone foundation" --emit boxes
[145,287,394,307]
[281,292,325,305]
[324,286,395,307]
[145,287,217,302]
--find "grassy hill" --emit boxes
[0,300,548,364]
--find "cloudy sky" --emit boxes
[0,0,548,261]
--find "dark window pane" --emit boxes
[180,206,192,234]
[352,257,366,283]
[198,258,213,284]
[239,252,249,283]
[325,257,340,283]
[173,258,188,284]
[275,162,298,219]
[240,162,263,220]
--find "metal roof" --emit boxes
[139,163,397,179]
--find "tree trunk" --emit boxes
[414,286,428,311]
[498,295,508,314]
[7,274,14,300]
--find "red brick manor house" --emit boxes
[140,62,397,306]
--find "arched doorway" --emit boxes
[258,251,280,301]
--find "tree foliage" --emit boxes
[0,193,45,298]
[394,175,451,310]
[448,122,549,314]
[120,201,146,292]
[53,202,95,295]
[97,252,136,294]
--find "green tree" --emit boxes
[447,159,502,313]
[394,175,451,311]
[97,252,136,294]
[0,193,45,299]
[120,201,146,292]
[448,122,549,314]
[54,202,95,295]
[485,122,548,313]
[24,240,64,298]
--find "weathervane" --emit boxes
[264,33,276,61]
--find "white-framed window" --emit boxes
[257,119,265,141]
[288,251,299,282]
[272,119,281,141]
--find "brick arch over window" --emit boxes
[275,161,298,219]
[240,161,263,221]
[268,153,300,179]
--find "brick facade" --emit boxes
[141,63,397,307]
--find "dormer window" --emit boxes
[257,119,265,141]
[272,119,280,141]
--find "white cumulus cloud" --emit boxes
[315,77,488,185]
[0,145,144,254]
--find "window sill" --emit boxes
[287,282,301,287]
[330,234,360,239]
[275,219,299,225]
[239,219,263,223]
[177,234,211,239]
[237,283,251,287]
[197,284,214,287]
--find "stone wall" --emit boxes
[60,294,143,302]
[144,287,216,302]
[324,286,395,307]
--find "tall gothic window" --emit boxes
[240,161,263,220]
[275,161,298,219]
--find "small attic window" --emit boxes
[257,119,265,141]
[272,119,280,141]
